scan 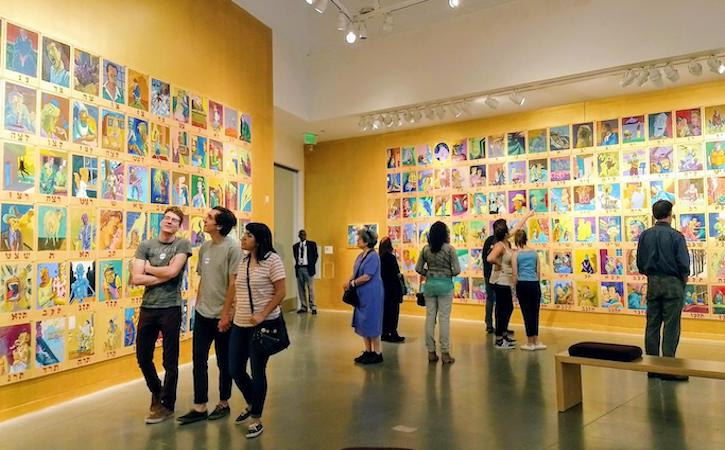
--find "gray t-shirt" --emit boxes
[134,237,192,308]
[196,236,243,319]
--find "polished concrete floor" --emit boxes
[3,310,725,449]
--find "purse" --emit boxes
[416,291,426,306]
[342,250,371,307]
[398,273,408,296]
[246,256,290,356]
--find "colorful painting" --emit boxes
[451,140,467,161]
[127,165,149,203]
[240,113,252,143]
[550,156,571,181]
[67,313,95,359]
[102,60,125,104]
[507,131,525,155]
[240,183,252,213]
[450,167,467,190]
[573,154,594,180]
[150,78,171,117]
[551,217,573,243]
[36,262,67,308]
[622,148,647,176]
[528,159,548,183]
[675,108,702,138]
[100,159,124,201]
[550,187,571,213]
[69,209,96,252]
[600,282,624,311]
[623,182,648,209]
[488,135,505,158]
[649,146,674,174]
[622,115,645,143]
[99,210,123,251]
[191,135,208,169]
[387,173,401,193]
[127,117,148,156]
[508,190,527,214]
[150,122,171,160]
[4,82,37,134]
[416,144,432,165]
[597,152,619,178]
[71,155,98,199]
[434,195,450,216]
[0,263,32,312]
[433,143,450,162]
[224,106,238,138]
[574,217,596,243]
[172,87,190,124]
[36,206,67,251]
[677,178,705,207]
[208,139,223,172]
[71,101,99,146]
[708,213,725,241]
[452,194,468,216]
[508,161,526,184]
[706,141,725,170]
[2,143,35,193]
[190,93,208,129]
[549,125,570,151]
[402,223,416,245]
[676,144,704,172]
[624,215,649,242]
[470,193,487,215]
[39,92,69,141]
[627,283,647,310]
[553,280,574,304]
[192,175,208,209]
[528,189,548,213]
[100,109,125,152]
[208,100,224,133]
[125,211,147,250]
[597,183,621,210]
[69,261,96,303]
[126,70,149,111]
[573,122,594,148]
[488,163,505,186]
[528,129,546,153]
[124,307,139,347]
[528,218,549,244]
[41,37,71,88]
[705,105,725,135]
[150,168,170,204]
[648,111,672,140]
[225,181,239,211]
[402,171,417,193]
[598,119,619,146]
[598,216,622,243]
[576,281,599,307]
[468,137,485,160]
[0,323,32,376]
[708,177,725,206]
[683,285,708,313]
[35,319,65,367]
[5,23,38,77]
[573,185,596,211]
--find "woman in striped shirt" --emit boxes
[219,222,286,439]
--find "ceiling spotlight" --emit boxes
[313,0,329,14]
[372,115,383,129]
[509,92,525,106]
[336,12,347,31]
[435,105,446,120]
[358,21,368,40]
[345,23,358,44]
[401,110,412,123]
[358,116,369,131]
[305,0,314,4]
[620,69,637,87]
[649,68,663,87]
[383,113,394,128]
[663,63,680,82]
[688,59,703,76]
[635,68,649,87]
[382,13,394,32]
[708,56,725,74]
[484,96,499,109]
[424,107,435,120]
[449,0,461,8]
[412,108,423,122]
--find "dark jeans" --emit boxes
[136,306,181,410]
[645,275,685,357]
[484,280,496,329]
[516,281,541,337]
[493,284,513,337]
[382,294,402,337]
[229,324,270,419]
[192,312,232,405]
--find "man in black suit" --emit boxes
[293,229,318,314]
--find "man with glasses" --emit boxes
[178,207,242,424]
[130,206,192,424]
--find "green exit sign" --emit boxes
[304,132,317,145]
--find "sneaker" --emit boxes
[145,405,174,424]
[389,335,406,343]
[311,310,317,315]
[149,394,161,413]
[486,327,495,334]
[235,408,251,424]
[208,404,230,421]
[534,342,547,350]
[519,344,536,351]
[495,339,516,349]
[503,335,517,344]
[246,422,264,439]
[177,409,208,425]
[362,352,384,364]
[296,309,308,314]
[354,351,372,363]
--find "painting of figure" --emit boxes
[73,49,100,96]
[5,23,38,77]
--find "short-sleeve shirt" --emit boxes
[233,252,286,327]
[134,237,192,308]
[196,236,243,319]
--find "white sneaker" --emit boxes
[519,344,536,351]
[495,339,516,349]
[534,342,547,350]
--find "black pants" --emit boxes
[192,312,232,405]
[382,295,402,337]
[229,324,270,418]
[516,281,541,337]
[136,306,181,410]
[493,284,513,337]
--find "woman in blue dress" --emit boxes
[344,228,384,364]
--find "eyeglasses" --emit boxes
[163,215,181,224]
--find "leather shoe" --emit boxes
[659,374,689,381]
[296,309,308,314]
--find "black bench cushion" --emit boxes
[568,342,643,362]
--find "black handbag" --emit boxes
[416,292,426,306]
[246,256,290,356]
[398,273,408,296]
[343,250,371,307]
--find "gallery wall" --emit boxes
[307,79,725,340]
[0,0,272,420]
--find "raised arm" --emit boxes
[510,210,535,235]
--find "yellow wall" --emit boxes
[307,79,725,341]
[0,0,273,420]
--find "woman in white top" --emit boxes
[219,222,286,439]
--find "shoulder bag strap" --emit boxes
[355,250,371,280]
[246,256,254,314]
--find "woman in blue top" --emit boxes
[512,230,546,351]
[344,228,384,364]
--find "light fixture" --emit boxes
[401,110,412,123]
[509,92,525,106]
[359,21,368,40]
[305,0,314,4]
[372,115,383,129]
[412,108,423,122]
[635,68,649,87]
[688,59,703,76]
[336,12,347,31]
[620,69,637,87]
[424,107,435,120]
[358,116,369,131]
[383,113,394,128]
[663,63,679,82]
[484,96,499,109]
[449,0,460,8]
[313,0,329,14]
[649,67,663,87]
[345,23,358,44]
[708,56,725,74]
[435,105,446,119]
[382,13,394,32]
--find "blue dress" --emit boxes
[352,250,384,337]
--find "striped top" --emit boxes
[233,252,286,327]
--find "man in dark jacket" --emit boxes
[482,234,497,333]
[294,230,318,314]
[636,200,690,381]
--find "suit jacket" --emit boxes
[293,240,318,277]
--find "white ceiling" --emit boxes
[234,0,725,143]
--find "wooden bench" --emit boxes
[555,351,725,412]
